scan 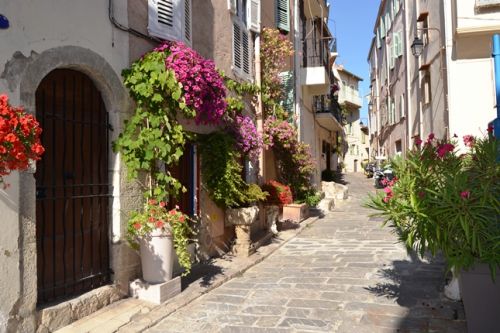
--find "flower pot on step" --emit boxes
[282,203,309,222]
[225,206,259,256]
[139,229,174,284]
[459,264,500,333]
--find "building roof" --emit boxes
[337,66,364,82]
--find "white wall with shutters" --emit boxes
[276,0,290,32]
[148,0,192,45]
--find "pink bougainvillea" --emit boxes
[229,115,263,164]
[155,42,227,126]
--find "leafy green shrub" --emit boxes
[304,192,322,207]
[366,132,500,278]
[198,132,267,208]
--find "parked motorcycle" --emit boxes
[374,165,395,188]
[364,162,376,178]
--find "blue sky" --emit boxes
[329,0,380,120]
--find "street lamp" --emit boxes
[411,36,424,57]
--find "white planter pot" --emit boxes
[225,206,260,226]
[139,230,174,284]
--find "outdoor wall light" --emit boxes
[411,36,424,57]
[0,14,9,29]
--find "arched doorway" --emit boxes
[35,69,110,304]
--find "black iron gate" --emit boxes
[35,69,111,305]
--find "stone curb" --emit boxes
[115,214,322,332]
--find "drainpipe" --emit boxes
[255,33,265,182]
[492,34,500,161]
[294,0,302,140]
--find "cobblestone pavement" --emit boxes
[145,173,466,333]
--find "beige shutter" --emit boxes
[228,0,237,14]
[276,0,290,32]
[249,0,261,32]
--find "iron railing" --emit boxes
[303,37,330,72]
[313,95,343,124]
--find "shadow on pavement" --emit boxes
[181,259,224,290]
[365,252,467,332]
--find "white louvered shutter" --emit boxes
[148,0,180,41]
[249,0,261,32]
[276,0,290,32]
[376,30,381,49]
[400,94,405,118]
[395,0,400,14]
[228,0,237,13]
[184,0,192,45]
[390,42,395,69]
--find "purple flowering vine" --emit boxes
[229,115,263,164]
[156,42,227,126]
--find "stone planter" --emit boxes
[282,203,309,222]
[139,229,174,284]
[225,206,259,256]
[459,264,500,333]
[264,205,280,234]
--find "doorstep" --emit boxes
[56,215,321,333]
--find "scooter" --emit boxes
[374,165,395,188]
[364,163,376,178]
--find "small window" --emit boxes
[395,140,402,155]
[422,72,432,105]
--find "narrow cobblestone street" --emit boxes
[144,174,466,333]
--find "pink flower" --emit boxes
[415,137,423,146]
[437,143,454,158]
[159,201,166,207]
[460,191,470,200]
[463,135,474,147]
[384,186,393,194]
[133,223,142,230]
[427,133,435,142]
[487,124,494,134]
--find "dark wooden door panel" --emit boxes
[35,69,110,305]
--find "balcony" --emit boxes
[313,95,344,131]
[339,86,363,108]
[301,38,331,95]
[304,0,328,19]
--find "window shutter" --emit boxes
[380,17,385,38]
[148,0,183,41]
[390,42,395,69]
[184,0,192,44]
[279,71,294,115]
[400,94,405,118]
[391,100,396,123]
[233,22,242,72]
[276,0,290,32]
[233,20,251,77]
[228,0,237,14]
[242,29,251,75]
[249,0,261,32]
[376,30,381,49]
[397,31,403,56]
[395,0,400,14]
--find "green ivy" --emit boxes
[113,51,194,201]
[198,131,267,208]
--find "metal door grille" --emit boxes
[35,69,110,305]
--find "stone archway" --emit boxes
[11,46,128,332]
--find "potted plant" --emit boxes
[261,180,293,233]
[198,132,267,255]
[127,199,194,283]
[366,130,500,332]
[0,94,45,186]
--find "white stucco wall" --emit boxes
[0,1,130,331]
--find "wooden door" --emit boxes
[35,69,110,304]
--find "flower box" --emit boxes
[282,203,309,223]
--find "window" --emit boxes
[350,144,355,155]
[361,132,366,144]
[231,0,259,78]
[395,140,402,155]
[380,17,386,38]
[422,72,432,105]
[276,0,290,32]
[148,0,192,45]
[394,31,403,57]
[279,71,295,115]
[390,41,395,70]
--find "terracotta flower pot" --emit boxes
[139,229,174,284]
[282,203,309,222]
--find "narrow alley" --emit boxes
[138,174,466,333]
